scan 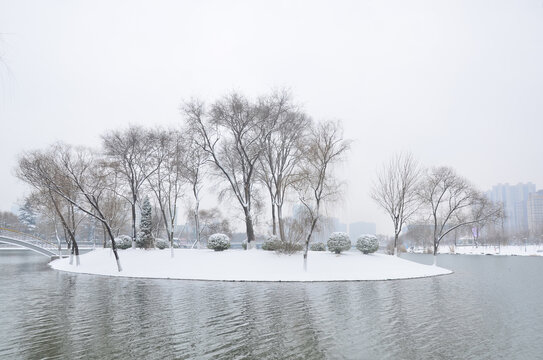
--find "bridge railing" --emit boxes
[0,228,59,251]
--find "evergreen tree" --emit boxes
[18,199,37,232]
[139,196,154,249]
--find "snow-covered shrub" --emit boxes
[310,242,326,251]
[115,235,132,250]
[241,240,247,250]
[356,234,379,254]
[207,233,231,251]
[262,235,303,253]
[262,235,280,251]
[277,241,303,254]
[105,235,132,249]
[327,232,351,254]
[262,240,279,251]
[155,238,169,250]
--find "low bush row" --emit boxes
[106,232,379,254]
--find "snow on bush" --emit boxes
[310,242,326,251]
[106,235,132,249]
[262,235,279,251]
[356,234,379,254]
[327,232,351,254]
[155,238,169,250]
[207,233,231,251]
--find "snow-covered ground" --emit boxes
[49,248,452,282]
[409,244,543,256]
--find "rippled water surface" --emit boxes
[1,251,543,359]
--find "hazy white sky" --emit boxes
[1,0,542,234]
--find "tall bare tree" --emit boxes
[183,92,288,248]
[102,126,160,248]
[179,129,209,249]
[418,166,503,265]
[296,120,350,270]
[259,107,310,242]
[147,128,186,256]
[371,152,421,256]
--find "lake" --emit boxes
[1,250,542,359]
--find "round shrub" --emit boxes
[241,240,247,250]
[207,233,231,251]
[155,238,169,250]
[106,235,132,249]
[356,234,379,254]
[310,242,326,251]
[327,232,351,254]
[262,235,279,251]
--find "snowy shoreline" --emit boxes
[410,244,543,257]
[49,248,452,282]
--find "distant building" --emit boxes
[486,182,536,234]
[527,190,543,236]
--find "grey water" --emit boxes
[1,251,542,360]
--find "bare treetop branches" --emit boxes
[182,91,292,246]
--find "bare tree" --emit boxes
[182,92,288,248]
[146,128,185,256]
[417,166,503,265]
[17,149,85,265]
[179,129,209,249]
[17,144,123,271]
[102,126,160,248]
[371,152,421,256]
[259,106,310,242]
[296,120,350,270]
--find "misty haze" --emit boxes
[1,1,543,359]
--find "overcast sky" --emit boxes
[1,0,542,234]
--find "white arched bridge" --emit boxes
[0,228,62,259]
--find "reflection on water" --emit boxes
[1,251,542,359]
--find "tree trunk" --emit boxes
[105,224,122,272]
[169,227,174,258]
[303,218,319,272]
[73,238,80,266]
[394,233,399,257]
[131,194,137,249]
[271,203,277,236]
[194,198,200,249]
[277,205,286,243]
[433,237,438,266]
[244,208,256,248]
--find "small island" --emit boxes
[49,248,452,282]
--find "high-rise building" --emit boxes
[527,190,543,236]
[486,182,536,234]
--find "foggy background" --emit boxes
[1,0,542,234]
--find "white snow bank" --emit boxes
[410,244,543,256]
[49,248,452,282]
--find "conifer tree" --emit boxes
[139,196,154,249]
